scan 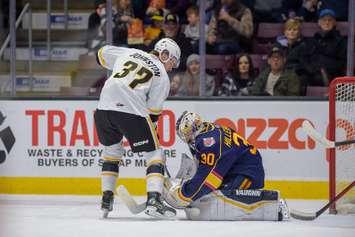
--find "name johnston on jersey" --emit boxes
[129,53,161,77]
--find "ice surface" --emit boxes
[0,195,354,237]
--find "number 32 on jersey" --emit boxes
[113,61,153,89]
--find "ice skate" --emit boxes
[278,198,290,221]
[101,190,114,218]
[145,192,176,218]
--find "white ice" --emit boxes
[1,195,354,237]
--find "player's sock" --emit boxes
[145,192,176,218]
[101,159,119,218]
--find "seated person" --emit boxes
[144,9,164,46]
[113,0,135,46]
[305,8,347,86]
[148,13,193,71]
[297,0,321,22]
[218,53,256,96]
[179,54,215,96]
[169,73,183,96]
[184,5,208,53]
[207,0,254,54]
[275,18,309,93]
[87,0,109,53]
[248,46,303,96]
[164,111,290,221]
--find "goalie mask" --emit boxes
[176,111,204,143]
[154,38,181,68]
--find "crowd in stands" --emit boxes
[87,0,351,97]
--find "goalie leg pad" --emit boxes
[185,189,280,221]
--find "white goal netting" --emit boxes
[331,78,355,214]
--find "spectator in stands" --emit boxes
[113,0,135,46]
[297,0,321,22]
[280,0,303,21]
[165,0,191,24]
[319,0,349,21]
[87,0,108,53]
[248,46,302,96]
[180,54,216,96]
[145,0,168,24]
[144,9,164,46]
[184,6,208,53]
[131,0,150,20]
[306,8,347,86]
[253,0,283,22]
[169,73,184,96]
[275,18,308,93]
[207,0,254,54]
[148,13,193,71]
[218,54,256,96]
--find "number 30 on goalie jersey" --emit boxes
[179,124,265,202]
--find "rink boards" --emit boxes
[0,99,353,199]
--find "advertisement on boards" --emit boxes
[0,100,340,181]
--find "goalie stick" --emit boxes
[290,181,355,220]
[302,120,355,148]
[116,165,173,215]
[116,185,146,214]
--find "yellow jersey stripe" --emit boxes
[146,117,160,149]
[97,47,106,67]
[205,172,223,189]
[103,156,122,162]
[148,108,162,115]
[146,159,165,167]
[178,188,192,202]
[239,178,249,189]
[101,171,118,177]
[244,180,252,189]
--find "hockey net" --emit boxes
[328,77,355,214]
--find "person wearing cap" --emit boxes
[248,46,302,96]
[148,13,193,71]
[304,8,347,86]
[144,9,164,46]
[179,54,215,96]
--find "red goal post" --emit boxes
[328,77,355,214]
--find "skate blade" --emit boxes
[145,206,176,219]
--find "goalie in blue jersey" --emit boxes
[164,111,290,221]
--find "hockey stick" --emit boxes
[116,164,173,215]
[302,120,355,148]
[116,185,146,214]
[290,181,355,220]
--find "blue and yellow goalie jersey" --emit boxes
[179,123,265,202]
